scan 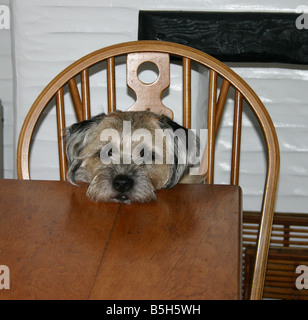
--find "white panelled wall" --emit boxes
[1,0,307,213]
[0,0,13,178]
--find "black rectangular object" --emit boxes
[138,11,308,64]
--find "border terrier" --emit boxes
[66,110,200,203]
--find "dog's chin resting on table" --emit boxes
[65,110,201,203]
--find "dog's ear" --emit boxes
[158,115,200,189]
[65,113,105,183]
[158,114,188,134]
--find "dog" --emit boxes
[65,110,200,203]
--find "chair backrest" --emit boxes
[17,40,280,299]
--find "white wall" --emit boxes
[2,0,308,213]
[0,0,14,178]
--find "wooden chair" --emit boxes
[17,40,280,299]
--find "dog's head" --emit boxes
[66,110,199,203]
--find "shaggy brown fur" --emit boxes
[66,110,199,203]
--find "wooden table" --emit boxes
[0,179,242,300]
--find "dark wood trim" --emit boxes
[244,211,308,226]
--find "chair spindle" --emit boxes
[56,88,68,181]
[231,90,243,185]
[81,68,91,120]
[183,57,191,129]
[207,70,218,184]
[215,79,230,133]
[107,57,116,113]
[68,78,83,122]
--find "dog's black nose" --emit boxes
[112,175,134,193]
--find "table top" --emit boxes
[0,179,242,300]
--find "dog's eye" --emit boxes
[139,149,154,160]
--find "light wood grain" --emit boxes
[107,57,116,113]
[183,57,191,129]
[126,52,173,118]
[68,78,83,122]
[231,90,243,185]
[81,68,91,120]
[206,70,217,184]
[55,88,67,181]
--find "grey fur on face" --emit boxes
[65,110,199,203]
